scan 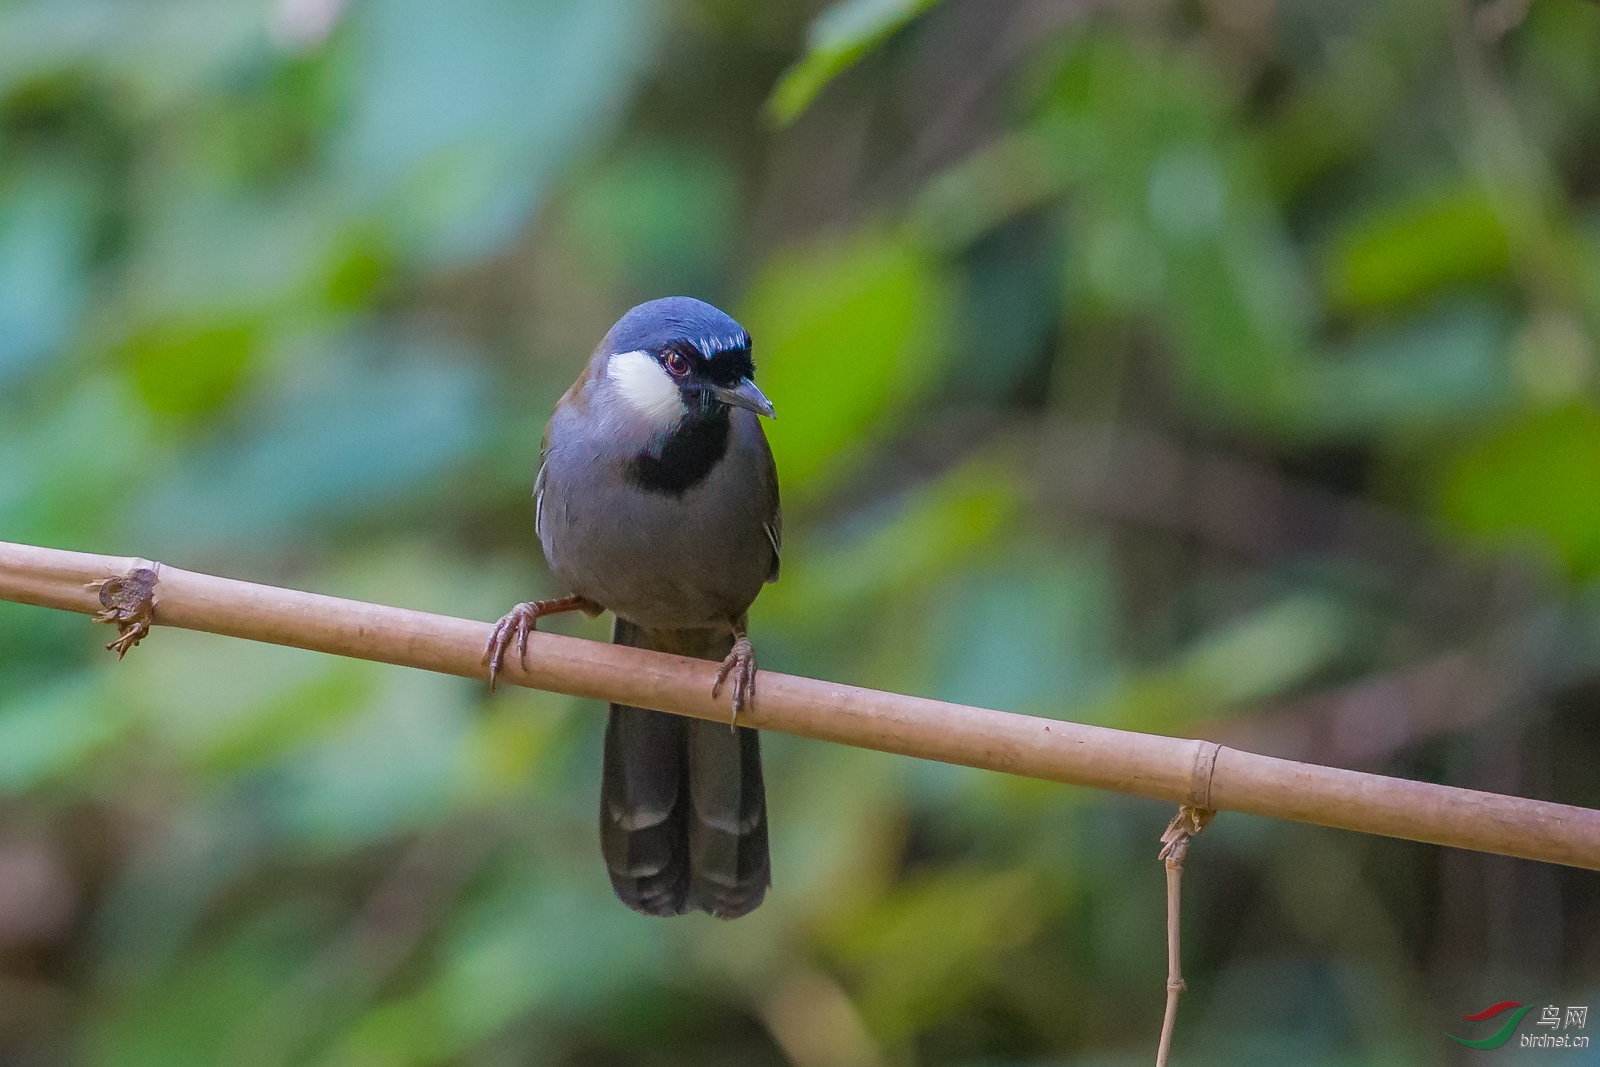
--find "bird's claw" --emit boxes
[482,601,540,691]
[481,595,597,691]
[86,567,159,660]
[712,635,757,729]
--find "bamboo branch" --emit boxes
[1154,806,1213,1067]
[2,539,1599,870]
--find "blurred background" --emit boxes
[1,0,1599,1063]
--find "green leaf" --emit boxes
[119,317,261,421]
[1292,305,1511,437]
[742,230,949,497]
[0,675,127,793]
[276,668,471,844]
[89,906,321,1067]
[1323,185,1511,312]
[1176,596,1350,710]
[1439,403,1600,578]
[190,666,372,776]
[766,0,944,124]
[1103,595,1351,734]
[132,344,489,551]
[341,0,658,263]
[0,0,265,102]
[928,546,1118,717]
[757,461,1023,624]
[560,144,739,293]
[822,869,1039,1040]
[0,169,93,381]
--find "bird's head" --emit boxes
[601,297,774,429]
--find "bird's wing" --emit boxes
[762,441,781,584]
[533,428,551,542]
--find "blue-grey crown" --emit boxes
[604,297,750,359]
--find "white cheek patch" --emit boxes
[607,350,687,426]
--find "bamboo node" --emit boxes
[86,564,160,660]
[1186,741,1221,811]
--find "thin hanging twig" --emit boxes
[2,539,1599,870]
[1155,806,1214,1067]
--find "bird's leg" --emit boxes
[482,595,600,690]
[711,615,757,729]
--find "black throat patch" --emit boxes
[627,408,731,495]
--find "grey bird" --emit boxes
[483,297,780,919]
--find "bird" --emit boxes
[483,296,780,919]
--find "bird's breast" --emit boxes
[537,409,775,629]
[625,409,730,495]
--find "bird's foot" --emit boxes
[711,634,757,728]
[86,566,159,660]
[482,595,597,690]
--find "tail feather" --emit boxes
[686,718,769,918]
[599,700,689,915]
[600,620,770,918]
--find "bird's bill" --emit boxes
[713,378,775,419]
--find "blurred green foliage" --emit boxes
[2,0,1600,1064]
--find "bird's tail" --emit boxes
[600,619,770,918]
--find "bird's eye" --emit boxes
[663,351,691,377]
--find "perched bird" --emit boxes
[484,297,780,919]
